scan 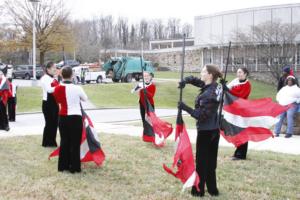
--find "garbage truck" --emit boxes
[103,57,154,82]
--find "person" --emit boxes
[40,61,59,147]
[80,68,86,85]
[274,75,300,138]
[7,78,17,122]
[132,71,156,142]
[0,70,10,131]
[52,66,88,173]
[226,68,251,160]
[178,64,222,197]
[277,66,298,91]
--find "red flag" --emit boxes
[143,100,173,147]
[146,109,173,147]
[49,110,105,166]
[221,91,290,147]
[163,118,200,191]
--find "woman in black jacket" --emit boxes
[178,64,222,197]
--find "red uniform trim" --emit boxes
[229,81,251,99]
[143,134,155,143]
[139,83,156,106]
[53,85,68,116]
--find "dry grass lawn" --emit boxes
[0,134,299,200]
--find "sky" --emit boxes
[64,0,300,24]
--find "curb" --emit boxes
[16,107,177,115]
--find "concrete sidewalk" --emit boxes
[0,109,299,155]
[93,122,300,155]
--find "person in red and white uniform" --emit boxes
[7,78,17,122]
[132,71,156,142]
[0,70,11,131]
[53,66,88,173]
[227,67,251,160]
[40,62,59,147]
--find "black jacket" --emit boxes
[186,76,221,131]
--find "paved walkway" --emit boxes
[0,108,299,155]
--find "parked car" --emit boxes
[72,66,106,84]
[0,63,6,70]
[12,65,44,79]
[0,63,8,75]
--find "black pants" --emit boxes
[192,129,220,195]
[233,142,248,159]
[8,97,16,121]
[0,101,9,130]
[42,98,58,147]
[139,102,154,140]
[58,115,82,173]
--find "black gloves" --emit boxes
[178,81,186,89]
[220,79,229,91]
[184,75,194,83]
[178,102,194,115]
[178,75,195,89]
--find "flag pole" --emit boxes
[218,41,231,126]
[177,34,186,123]
[140,37,148,112]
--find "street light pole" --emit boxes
[141,37,144,59]
[29,0,39,80]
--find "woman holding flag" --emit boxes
[226,68,251,160]
[132,71,156,142]
[178,64,222,197]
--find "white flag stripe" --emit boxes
[80,139,89,159]
[223,110,280,128]
[154,133,165,145]
[182,171,197,192]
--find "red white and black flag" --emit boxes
[143,99,173,147]
[163,34,200,191]
[49,110,105,166]
[163,114,200,191]
[220,91,290,147]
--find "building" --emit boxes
[149,38,194,50]
[194,3,300,72]
[101,3,300,82]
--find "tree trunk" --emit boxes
[40,51,45,65]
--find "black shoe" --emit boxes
[5,126,10,131]
[191,187,204,197]
[69,169,81,174]
[208,188,219,196]
[275,134,279,137]
[285,134,292,138]
[232,156,245,161]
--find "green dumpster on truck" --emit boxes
[103,57,154,82]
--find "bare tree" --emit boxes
[182,23,193,38]
[167,18,181,38]
[5,0,74,64]
[236,20,300,81]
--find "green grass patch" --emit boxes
[83,82,199,109]
[154,71,199,79]
[15,75,277,113]
[0,134,299,200]
[17,86,42,113]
